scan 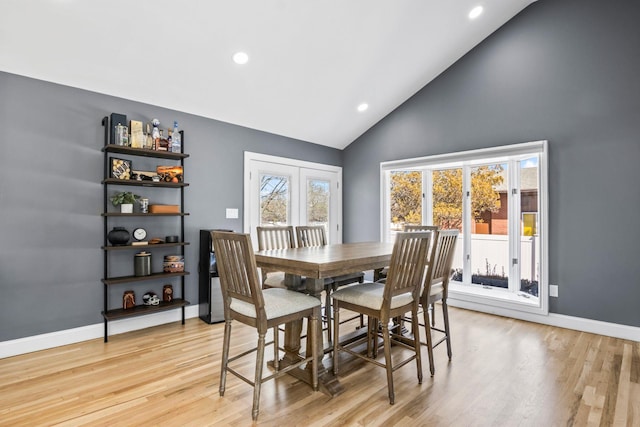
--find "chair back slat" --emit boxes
[403,225,438,232]
[383,232,431,315]
[256,226,296,250]
[296,225,327,248]
[423,229,459,298]
[212,231,265,318]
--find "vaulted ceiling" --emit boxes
[0,0,536,149]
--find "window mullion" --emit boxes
[508,159,521,292]
[462,165,472,285]
[424,171,432,226]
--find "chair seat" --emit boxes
[231,288,320,319]
[331,282,414,310]
[430,283,443,296]
[264,271,307,291]
[264,271,287,288]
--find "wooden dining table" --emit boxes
[254,241,395,396]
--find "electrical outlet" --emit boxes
[549,284,558,297]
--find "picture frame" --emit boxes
[110,157,132,180]
[156,165,184,183]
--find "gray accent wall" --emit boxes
[0,72,341,341]
[343,0,640,327]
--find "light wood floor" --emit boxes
[1,306,638,426]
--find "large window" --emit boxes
[381,141,548,315]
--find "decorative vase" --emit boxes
[120,203,133,213]
[108,227,130,246]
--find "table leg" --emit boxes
[275,275,345,396]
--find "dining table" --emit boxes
[254,241,395,396]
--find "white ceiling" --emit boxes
[0,0,536,149]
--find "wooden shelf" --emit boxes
[102,145,189,160]
[102,242,189,251]
[102,212,189,217]
[102,178,189,188]
[102,271,190,286]
[102,299,190,321]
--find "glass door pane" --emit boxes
[469,164,508,289]
[306,178,330,236]
[431,168,464,280]
[389,171,422,242]
[519,157,540,296]
[259,173,290,225]
[299,167,341,244]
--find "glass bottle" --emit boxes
[151,119,160,150]
[171,121,181,153]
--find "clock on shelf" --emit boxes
[133,227,147,240]
[132,227,148,245]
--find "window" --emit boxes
[382,141,548,315]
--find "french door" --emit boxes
[244,152,342,247]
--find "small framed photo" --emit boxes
[156,165,184,183]
[110,157,132,180]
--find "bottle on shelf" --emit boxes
[171,121,181,153]
[145,122,154,149]
[151,119,161,150]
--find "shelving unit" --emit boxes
[100,116,190,342]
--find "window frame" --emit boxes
[380,140,549,316]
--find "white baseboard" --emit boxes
[447,299,640,342]
[0,305,200,359]
[2,303,638,359]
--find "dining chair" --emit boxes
[375,224,438,282]
[402,225,439,326]
[419,229,459,376]
[377,225,438,336]
[296,225,365,338]
[211,231,321,421]
[331,231,431,405]
[256,225,298,289]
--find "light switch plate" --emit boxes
[549,284,558,297]
[226,208,239,219]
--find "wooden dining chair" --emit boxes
[256,225,298,289]
[296,225,365,338]
[331,231,431,405]
[211,231,321,421]
[375,224,438,282]
[419,229,459,376]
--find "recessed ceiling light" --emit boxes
[469,6,483,20]
[233,52,249,65]
[357,103,369,112]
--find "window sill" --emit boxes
[449,281,546,315]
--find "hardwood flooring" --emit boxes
[1,307,638,426]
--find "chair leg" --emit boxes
[423,303,435,376]
[372,318,379,358]
[219,320,232,396]
[366,315,373,358]
[412,307,423,384]
[431,303,436,327]
[382,321,395,405]
[442,299,452,360]
[252,332,266,421]
[333,301,340,375]
[273,326,280,371]
[310,309,319,391]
